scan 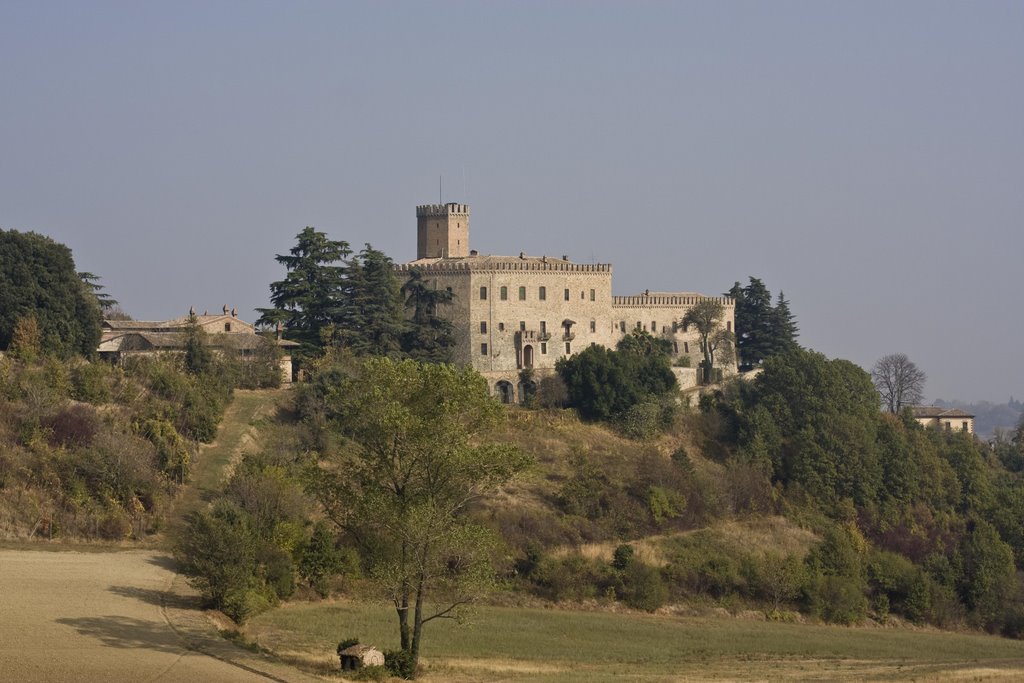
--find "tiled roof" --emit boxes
[911,406,975,419]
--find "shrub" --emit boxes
[536,374,568,409]
[71,361,112,404]
[809,575,868,625]
[384,648,416,680]
[222,586,273,624]
[619,561,668,612]
[612,544,635,571]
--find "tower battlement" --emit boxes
[417,203,469,259]
[416,203,469,218]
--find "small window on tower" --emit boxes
[651,321,656,332]
[520,321,526,331]
[727,321,732,332]
[481,343,488,356]
[480,286,487,300]
[539,286,546,300]
[500,286,508,301]
[498,322,505,332]
[541,342,547,354]
[565,342,571,354]
[224,323,231,332]
[590,320,596,333]
[519,286,526,300]
[480,321,487,334]
[590,289,595,301]
[564,288,570,301]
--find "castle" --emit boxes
[396,203,736,403]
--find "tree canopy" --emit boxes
[681,299,734,384]
[308,357,530,673]
[727,277,799,371]
[0,229,102,358]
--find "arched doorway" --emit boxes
[523,344,535,369]
[495,380,514,404]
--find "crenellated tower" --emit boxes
[416,203,469,259]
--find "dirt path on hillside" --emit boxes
[0,389,325,682]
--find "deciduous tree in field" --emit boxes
[309,357,530,676]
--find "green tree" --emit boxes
[309,358,531,675]
[257,227,351,358]
[340,245,405,357]
[78,271,119,312]
[956,518,1016,628]
[401,267,455,363]
[770,291,799,355]
[556,333,676,421]
[0,230,102,358]
[183,314,213,375]
[681,300,734,384]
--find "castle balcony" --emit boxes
[562,331,576,341]
[515,330,550,345]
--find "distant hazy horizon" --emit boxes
[2,1,1021,402]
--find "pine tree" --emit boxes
[256,227,350,358]
[340,245,405,358]
[770,290,799,354]
[401,267,455,363]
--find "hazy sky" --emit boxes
[2,2,1021,402]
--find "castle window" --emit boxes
[565,342,571,354]
[224,323,232,332]
[684,342,689,353]
[520,321,526,331]
[636,322,642,330]
[480,321,487,334]
[590,289,595,301]
[539,286,546,300]
[541,342,547,354]
[619,321,626,332]
[564,288,570,301]
[673,342,678,354]
[518,286,526,300]
[480,286,487,300]
[581,291,585,300]
[651,321,656,332]
[481,343,488,356]
[590,320,596,333]
[446,287,452,295]
[500,286,508,301]
[540,321,547,335]
[498,322,505,332]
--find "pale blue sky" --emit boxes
[2,1,1021,402]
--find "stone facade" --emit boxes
[911,406,975,435]
[98,308,297,383]
[398,203,735,403]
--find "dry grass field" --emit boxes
[244,599,1024,682]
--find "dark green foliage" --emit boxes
[299,521,343,597]
[176,501,261,618]
[340,245,405,357]
[183,315,214,376]
[612,544,635,571]
[400,266,455,363]
[0,230,102,358]
[728,277,798,371]
[384,649,417,680]
[78,271,118,311]
[956,518,1016,628]
[619,561,668,612]
[257,226,351,359]
[556,332,676,422]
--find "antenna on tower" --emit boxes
[439,175,442,205]
[462,165,468,202]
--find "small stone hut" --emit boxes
[339,644,385,671]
